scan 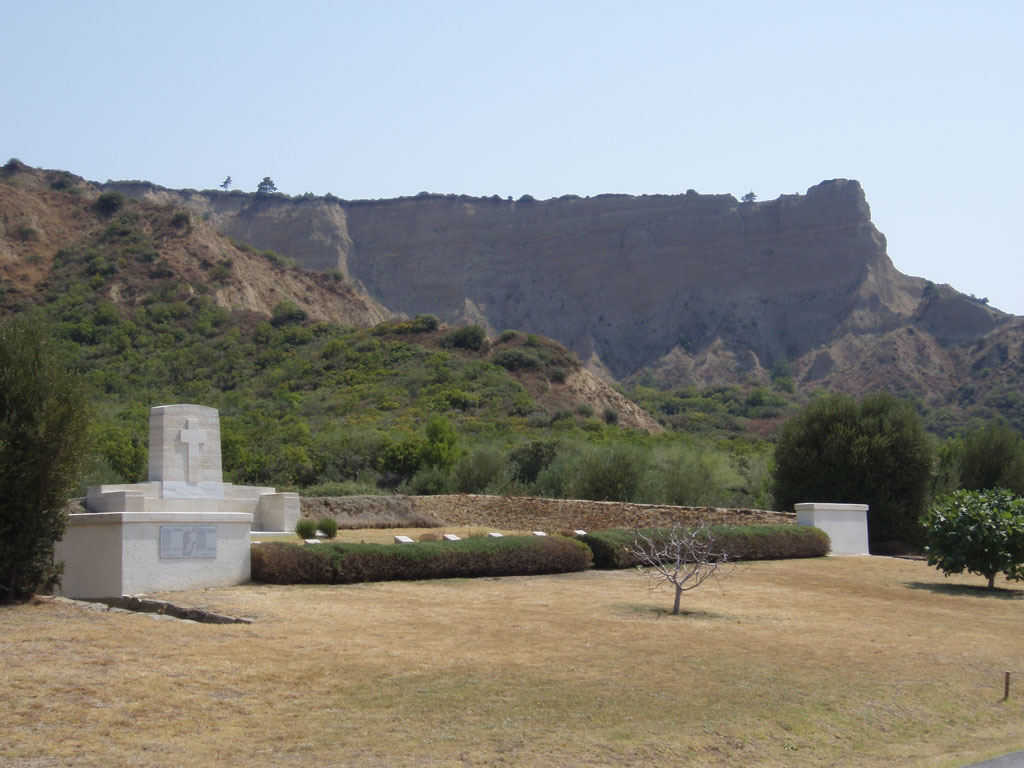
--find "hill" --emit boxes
[99,174,1024,434]
[3,162,705,503]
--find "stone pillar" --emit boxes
[795,503,869,556]
[148,405,224,498]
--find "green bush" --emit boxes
[94,191,125,216]
[411,314,440,332]
[295,518,318,539]
[440,324,487,351]
[317,516,339,539]
[922,489,1024,589]
[581,525,831,569]
[773,393,933,551]
[491,347,543,371]
[958,421,1024,497]
[251,535,593,584]
[271,301,308,327]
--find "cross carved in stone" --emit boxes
[178,418,208,482]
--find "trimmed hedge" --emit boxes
[251,535,593,585]
[581,525,831,569]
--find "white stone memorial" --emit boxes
[394,535,415,544]
[795,502,870,556]
[442,533,461,541]
[55,404,301,598]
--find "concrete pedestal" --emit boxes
[55,511,253,599]
[795,502,869,556]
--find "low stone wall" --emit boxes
[301,494,794,532]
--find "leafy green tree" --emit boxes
[773,393,934,551]
[220,176,232,191]
[922,489,1024,589]
[0,317,91,602]
[420,414,461,472]
[256,176,277,196]
[568,443,648,503]
[959,420,1024,497]
[741,191,757,203]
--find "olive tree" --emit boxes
[922,489,1024,589]
[772,393,934,551]
[0,317,91,602]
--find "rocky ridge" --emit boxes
[102,177,1024,415]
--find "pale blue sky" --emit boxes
[4,1,1022,314]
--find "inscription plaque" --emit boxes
[160,525,218,559]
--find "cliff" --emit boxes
[98,178,1024,417]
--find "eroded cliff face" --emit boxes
[102,179,1021,394]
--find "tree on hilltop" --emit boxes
[256,177,277,196]
[220,176,232,191]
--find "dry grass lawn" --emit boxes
[2,554,1022,767]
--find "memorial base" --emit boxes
[795,503,870,556]
[55,511,253,599]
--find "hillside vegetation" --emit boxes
[0,162,774,506]
[3,160,1023,512]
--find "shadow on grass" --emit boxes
[904,581,1024,599]
[613,603,729,620]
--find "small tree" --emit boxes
[922,489,1024,589]
[420,414,461,472]
[0,316,91,602]
[741,191,757,203]
[220,176,232,191]
[628,523,735,615]
[256,176,277,196]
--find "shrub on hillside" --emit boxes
[581,525,830,569]
[295,518,318,539]
[491,347,543,371]
[411,314,440,332]
[440,324,487,351]
[94,191,125,216]
[250,535,593,584]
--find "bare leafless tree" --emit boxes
[628,523,736,615]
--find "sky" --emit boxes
[3,1,1022,314]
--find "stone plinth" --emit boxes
[55,511,252,599]
[795,503,869,556]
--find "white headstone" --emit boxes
[487,532,503,538]
[532,531,547,536]
[394,535,415,544]
[573,530,587,536]
[442,533,461,541]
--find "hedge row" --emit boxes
[251,535,593,585]
[581,525,831,569]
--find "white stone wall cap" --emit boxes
[150,404,219,415]
[161,481,225,499]
[67,512,254,525]
[794,503,869,512]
